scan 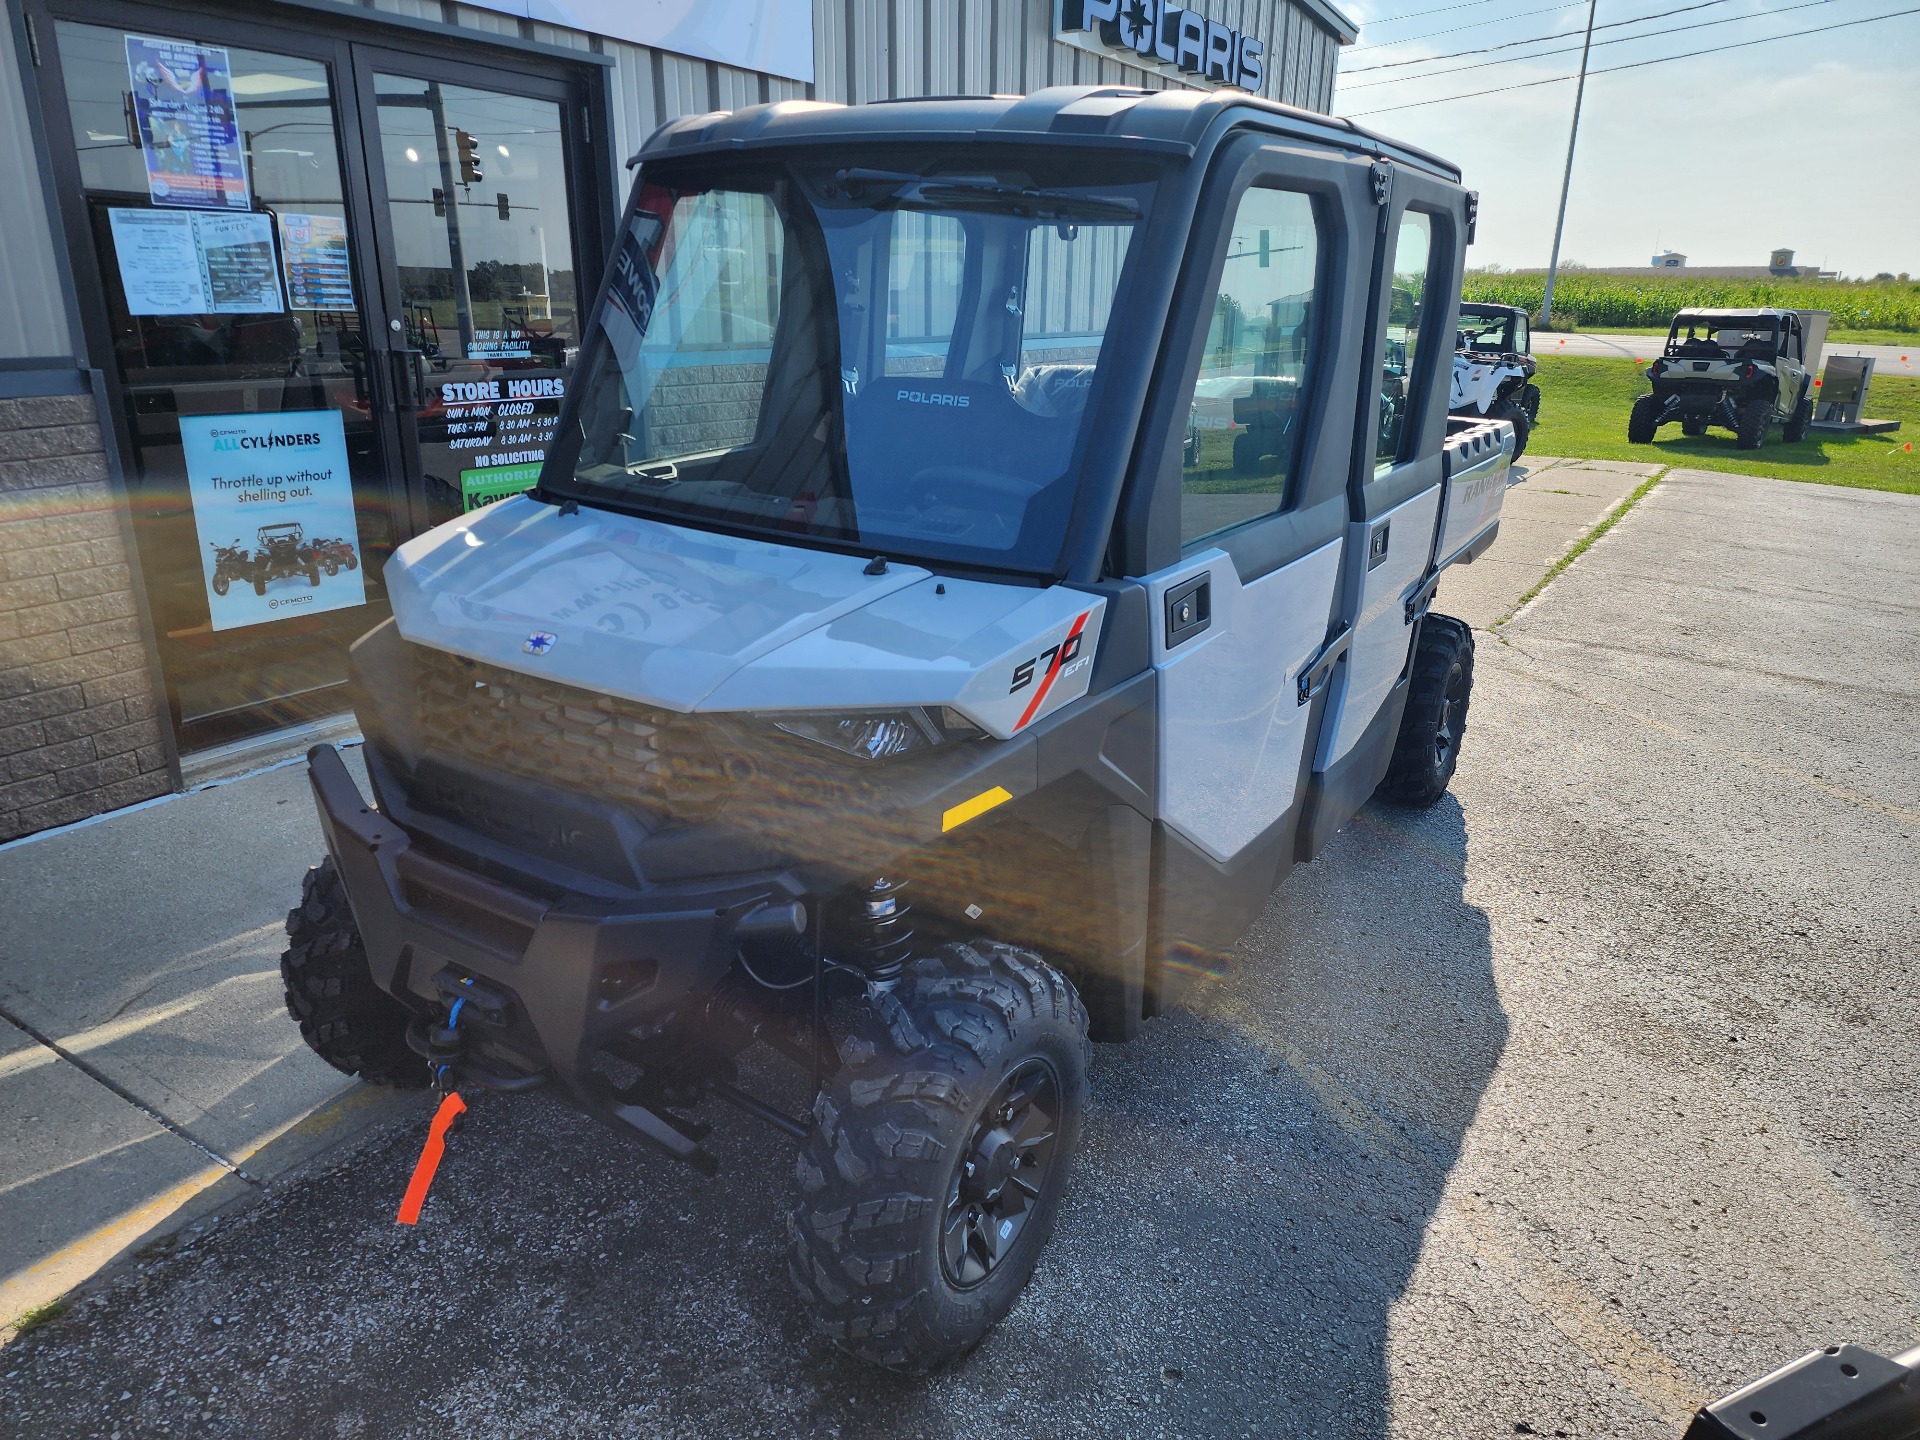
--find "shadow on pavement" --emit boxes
[0,796,1504,1440]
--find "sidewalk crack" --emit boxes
[0,1006,261,1188]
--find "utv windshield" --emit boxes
[1458,308,1525,355]
[1665,313,1782,359]
[553,153,1160,573]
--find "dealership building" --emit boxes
[0,0,1356,842]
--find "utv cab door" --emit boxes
[1298,163,1468,859]
[1116,133,1377,994]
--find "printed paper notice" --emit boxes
[125,35,249,211]
[109,208,284,316]
[181,410,366,631]
[277,212,355,309]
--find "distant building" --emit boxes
[1517,249,1837,280]
[1652,251,1687,268]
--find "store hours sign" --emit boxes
[1056,0,1266,90]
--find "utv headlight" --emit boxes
[770,706,980,762]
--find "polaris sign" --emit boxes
[1057,0,1265,91]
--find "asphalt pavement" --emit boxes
[3,464,1916,1438]
[1542,332,1917,375]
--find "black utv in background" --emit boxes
[1630,307,1820,449]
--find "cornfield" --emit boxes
[1460,273,1920,333]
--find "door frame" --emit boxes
[24,0,613,751]
[346,42,604,540]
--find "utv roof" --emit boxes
[634,86,1461,185]
[1671,307,1796,320]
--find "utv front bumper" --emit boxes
[307,744,803,1146]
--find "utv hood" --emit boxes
[383,496,1104,738]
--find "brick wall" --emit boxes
[0,391,171,842]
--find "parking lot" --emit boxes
[3,467,1917,1439]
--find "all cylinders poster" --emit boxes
[124,35,249,211]
[180,411,366,631]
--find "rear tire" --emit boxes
[1627,394,1661,444]
[1490,397,1530,458]
[1735,395,1770,450]
[1376,615,1474,808]
[1783,393,1813,443]
[280,858,429,1088]
[789,940,1089,1373]
[1521,383,1541,423]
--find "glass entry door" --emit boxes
[43,9,598,753]
[359,66,581,531]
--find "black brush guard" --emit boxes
[307,743,811,1174]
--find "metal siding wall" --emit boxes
[0,9,72,358]
[329,0,1352,215]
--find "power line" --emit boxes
[1345,0,1747,74]
[1346,4,1920,113]
[1356,0,1515,29]
[1343,0,1834,87]
[1345,2,1583,55]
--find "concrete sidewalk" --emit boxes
[0,455,1659,1332]
[0,748,430,1329]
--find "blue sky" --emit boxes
[1332,0,1920,276]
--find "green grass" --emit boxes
[11,1296,69,1337]
[1495,470,1666,628]
[1530,356,1920,495]
[1548,324,1920,348]
[1463,272,1920,333]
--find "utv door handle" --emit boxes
[1165,575,1211,647]
[1296,622,1352,705]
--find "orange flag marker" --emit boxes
[397,1091,467,1225]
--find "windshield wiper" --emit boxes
[834,168,1141,222]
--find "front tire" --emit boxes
[281,858,429,1087]
[1627,393,1661,444]
[1735,394,1770,450]
[789,940,1090,1373]
[212,571,230,597]
[1376,614,1474,807]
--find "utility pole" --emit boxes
[1541,0,1598,328]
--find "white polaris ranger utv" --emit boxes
[281,86,1512,1372]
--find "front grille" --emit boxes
[410,646,730,822]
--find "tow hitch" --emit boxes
[404,970,548,1094]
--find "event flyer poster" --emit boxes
[277,212,355,309]
[109,208,284,315]
[181,410,366,631]
[125,36,250,211]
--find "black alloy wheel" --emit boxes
[1433,653,1469,774]
[942,1059,1061,1288]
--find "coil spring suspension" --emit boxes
[844,876,914,988]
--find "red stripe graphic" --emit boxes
[1014,610,1092,732]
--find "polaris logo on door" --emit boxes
[896,388,970,408]
[523,631,558,655]
[1057,0,1266,91]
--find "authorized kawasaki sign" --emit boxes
[1056,0,1266,90]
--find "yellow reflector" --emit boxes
[941,785,1013,832]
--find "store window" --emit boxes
[1180,187,1323,547]
[50,17,597,752]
